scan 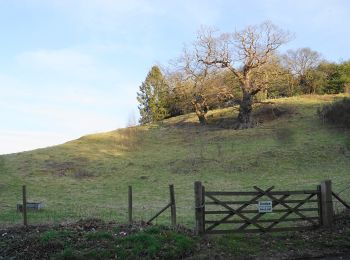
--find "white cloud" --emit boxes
[0,79,129,132]
[15,48,120,82]
[50,0,156,33]
[17,49,94,71]
[1,97,121,129]
[0,131,74,155]
[53,0,155,15]
[0,92,126,155]
[258,0,350,29]
[0,45,140,154]
[49,0,222,34]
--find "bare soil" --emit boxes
[1,210,349,259]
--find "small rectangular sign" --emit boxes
[258,201,272,213]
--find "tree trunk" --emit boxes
[237,92,254,129]
[259,88,268,100]
[299,75,310,94]
[193,105,207,125]
[197,114,206,125]
[192,94,208,125]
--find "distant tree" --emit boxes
[164,68,236,119]
[137,66,169,124]
[305,68,327,94]
[339,61,350,94]
[315,62,341,94]
[204,71,239,109]
[250,55,289,100]
[308,61,350,94]
[283,47,321,94]
[263,59,298,98]
[194,21,291,128]
[137,81,152,124]
[163,71,192,117]
[177,38,218,125]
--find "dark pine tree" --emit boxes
[137,66,169,124]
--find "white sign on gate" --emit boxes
[258,201,273,213]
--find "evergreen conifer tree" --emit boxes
[137,66,169,124]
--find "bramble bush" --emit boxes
[317,98,350,128]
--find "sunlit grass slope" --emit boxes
[0,95,349,226]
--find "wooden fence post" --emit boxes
[194,181,204,235]
[202,185,205,231]
[317,185,322,226]
[169,184,176,226]
[128,186,132,224]
[320,180,333,228]
[22,185,28,226]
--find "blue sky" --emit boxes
[1,0,350,154]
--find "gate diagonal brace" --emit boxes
[205,186,274,232]
[268,193,316,231]
[237,193,289,231]
[206,194,266,232]
[254,186,317,226]
[253,186,318,227]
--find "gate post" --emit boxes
[128,186,132,224]
[320,180,333,228]
[169,184,176,226]
[194,181,205,235]
[22,185,28,226]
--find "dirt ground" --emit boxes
[1,210,350,259]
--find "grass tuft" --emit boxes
[0,94,349,226]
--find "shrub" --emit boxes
[317,98,350,128]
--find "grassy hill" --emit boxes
[0,94,350,226]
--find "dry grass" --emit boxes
[0,94,349,227]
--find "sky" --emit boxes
[1,0,350,154]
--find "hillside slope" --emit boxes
[0,95,349,226]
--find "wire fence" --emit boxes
[332,182,350,215]
[1,180,349,228]
[0,183,197,227]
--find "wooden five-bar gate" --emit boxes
[194,180,334,235]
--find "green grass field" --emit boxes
[0,94,349,227]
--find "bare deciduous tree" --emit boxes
[282,47,321,93]
[195,21,291,128]
[177,28,219,125]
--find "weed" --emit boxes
[40,230,71,244]
[53,248,81,260]
[85,231,114,241]
[114,227,195,259]
[216,234,261,256]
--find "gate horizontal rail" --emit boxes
[206,226,317,234]
[206,199,319,205]
[194,181,328,235]
[205,216,320,224]
[205,190,318,196]
[205,208,319,214]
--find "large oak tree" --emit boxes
[195,22,291,128]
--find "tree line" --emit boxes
[137,21,350,128]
